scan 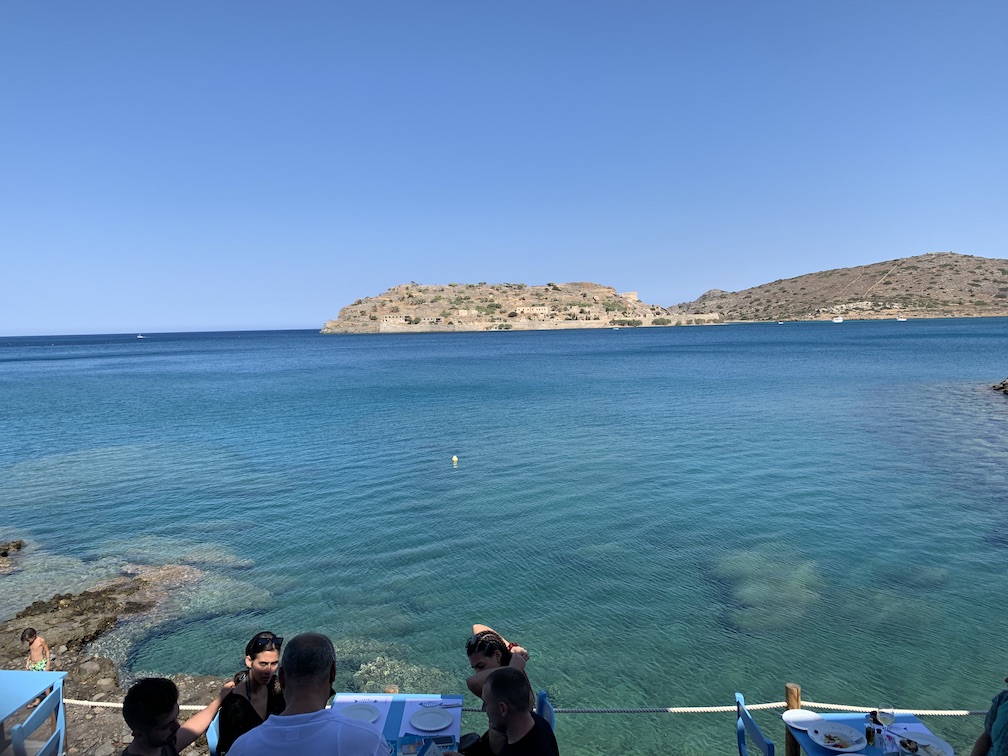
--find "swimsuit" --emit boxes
[29,658,47,671]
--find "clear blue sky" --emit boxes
[2,2,1005,335]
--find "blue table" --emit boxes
[330,693,463,753]
[785,712,949,756]
[0,671,67,751]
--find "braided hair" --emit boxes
[465,629,512,666]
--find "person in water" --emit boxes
[216,631,287,755]
[462,625,533,755]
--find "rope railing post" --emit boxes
[785,682,802,756]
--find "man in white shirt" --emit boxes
[228,632,389,756]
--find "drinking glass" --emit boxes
[877,705,896,753]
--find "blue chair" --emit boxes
[535,690,555,729]
[11,679,65,756]
[736,693,774,756]
[207,711,221,756]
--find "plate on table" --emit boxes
[341,703,381,723]
[409,707,453,731]
[782,709,825,730]
[808,722,868,753]
[897,731,954,756]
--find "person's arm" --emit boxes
[41,639,51,671]
[969,731,991,756]
[175,681,236,751]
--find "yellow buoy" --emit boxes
[451,455,458,465]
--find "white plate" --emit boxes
[340,703,381,723]
[896,730,954,756]
[782,709,825,730]
[409,707,453,731]
[808,722,868,753]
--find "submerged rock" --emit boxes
[0,539,25,574]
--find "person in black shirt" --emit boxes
[120,677,233,756]
[217,631,286,755]
[482,667,559,756]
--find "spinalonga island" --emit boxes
[320,281,716,334]
[321,253,1008,334]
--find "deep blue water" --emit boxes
[2,321,1007,755]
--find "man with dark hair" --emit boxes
[482,667,559,755]
[228,632,389,755]
[121,677,234,756]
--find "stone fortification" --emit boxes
[321,281,707,334]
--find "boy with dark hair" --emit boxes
[482,667,559,756]
[121,677,234,756]
[21,627,51,672]
[21,627,52,709]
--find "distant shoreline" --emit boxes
[321,312,1008,335]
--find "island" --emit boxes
[321,252,1008,334]
[320,282,714,334]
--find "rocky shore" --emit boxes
[1,563,226,756]
[993,377,1008,394]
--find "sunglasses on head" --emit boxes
[253,635,282,648]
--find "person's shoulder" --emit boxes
[227,725,267,756]
[530,712,554,732]
[327,713,387,744]
[530,713,559,750]
[328,713,384,734]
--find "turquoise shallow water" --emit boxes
[2,321,1008,754]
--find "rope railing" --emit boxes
[801,701,986,717]
[62,698,985,716]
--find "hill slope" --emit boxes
[674,252,1008,321]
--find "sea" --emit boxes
[2,320,1007,755]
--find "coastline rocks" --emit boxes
[1,567,223,756]
[993,377,1008,394]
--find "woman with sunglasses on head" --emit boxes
[216,631,286,756]
[461,624,534,755]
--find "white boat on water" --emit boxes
[896,316,907,322]
[136,334,145,339]
[832,316,844,324]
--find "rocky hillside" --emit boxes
[321,282,717,334]
[673,252,1008,321]
[322,253,1008,333]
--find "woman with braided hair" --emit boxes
[461,624,534,755]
